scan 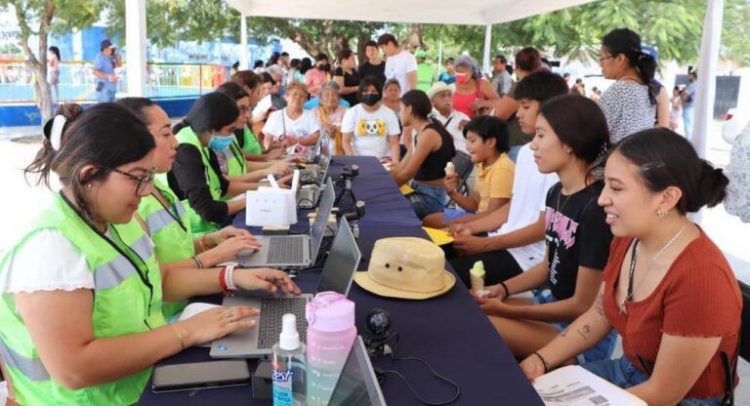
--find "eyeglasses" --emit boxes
[239,105,251,113]
[107,167,156,195]
[598,55,614,63]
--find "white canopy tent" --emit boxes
[124,0,724,160]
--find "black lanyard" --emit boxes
[153,186,187,232]
[60,192,156,328]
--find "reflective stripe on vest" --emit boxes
[93,234,152,290]
[0,340,48,381]
[144,203,187,235]
[224,140,247,178]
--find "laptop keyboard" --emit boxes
[257,298,308,349]
[267,237,305,264]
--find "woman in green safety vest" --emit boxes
[0,103,299,405]
[215,82,291,182]
[231,70,286,162]
[169,92,260,235]
[118,97,261,272]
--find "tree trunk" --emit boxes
[14,0,55,125]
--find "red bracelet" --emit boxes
[219,267,231,296]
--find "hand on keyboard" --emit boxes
[234,268,301,295]
[177,305,259,347]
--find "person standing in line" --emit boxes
[415,50,434,91]
[358,40,386,86]
[491,55,513,97]
[305,53,331,98]
[378,33,417,95]
[92,39,118,103]
[333,49,360,107]
[682,69,697,140]
[438,57,456,85]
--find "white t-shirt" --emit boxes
[490,144,558,271]
[431,108,470,154]
[262,108,320,143]
[341,104,400,159]
[0,231,93,293]
[384,50,417,95]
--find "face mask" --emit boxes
[208,134,234,151]
[455,73,471,84]
[361,93,381,106]
[317,63,330,72]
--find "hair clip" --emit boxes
[640,162,665,171]
[49,115,67,151]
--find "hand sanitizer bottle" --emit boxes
[272,314,307,406]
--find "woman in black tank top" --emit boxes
[390,90,456,219]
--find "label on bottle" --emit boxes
[272,367,295,406]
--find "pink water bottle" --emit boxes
[305,291,357,406]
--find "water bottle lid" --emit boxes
[305,291,355,332]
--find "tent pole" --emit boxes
[240,13,249,70]
[125,0,146,97]
[482,24,492,77]
[691,0,723,159]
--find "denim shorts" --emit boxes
[582,357,723,406]
[533,289,618,364]
[409,182,448,219]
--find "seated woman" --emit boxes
[521,128,741,406]
[169,92,256,235]
[118,97,261,271]
[262,82,320,153]
[422,115,514,229]
[0,104,298,405]
[474,95,616,363]
[390,90,456,219]
[231,70,284,161]
[341,76,401,163]
[215,82,290,181]
[313,81,348,155]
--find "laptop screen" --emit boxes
[309,178,336,258]
[328,336,386,406]
[316,217,360,296]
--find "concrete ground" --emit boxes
[0,124,748,404]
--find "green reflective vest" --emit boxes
[222,140,247,179]
[137,177,194,318]
[174,126,223,235]
[240,126,262,156]
[0,193,165,405]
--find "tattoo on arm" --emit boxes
[576,324,591,341]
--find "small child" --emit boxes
[422,116,514,229]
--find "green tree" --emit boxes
[0,0,105,123]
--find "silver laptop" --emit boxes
[210,217,361,358]
[297,136,332,208]
[327,336,387,406]
[239,178,335,268]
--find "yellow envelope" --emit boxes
[422,227,454,246]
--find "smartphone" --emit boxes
[152,360,251,393]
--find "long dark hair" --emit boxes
[602,28,658,105]
[540,94,611,166]
[608,128,727,213]
[232,70,261,91]
[400,90,432,120]
[215,81,249,101]
[172,92,239,138]
[48,46,60,61]
[26,104,155,221]
[117,97,157,126]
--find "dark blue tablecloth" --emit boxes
[140,156,542,405]
[232,156,422,229]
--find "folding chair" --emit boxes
[722,281,749,405]
[446,151,474,208]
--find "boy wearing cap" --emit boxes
[449,71,569,287]
[93,39,117,103]
[427,81,470,154]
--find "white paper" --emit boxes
[533,365,647,406]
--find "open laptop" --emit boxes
[239,177,335,268]
[327,336,387,406]
[211,217,361,358]
[297,137,332,208]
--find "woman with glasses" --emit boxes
[0,103,299,405]
[598,28,658,143]
[214,82,290,182]
[170,92,260,235]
